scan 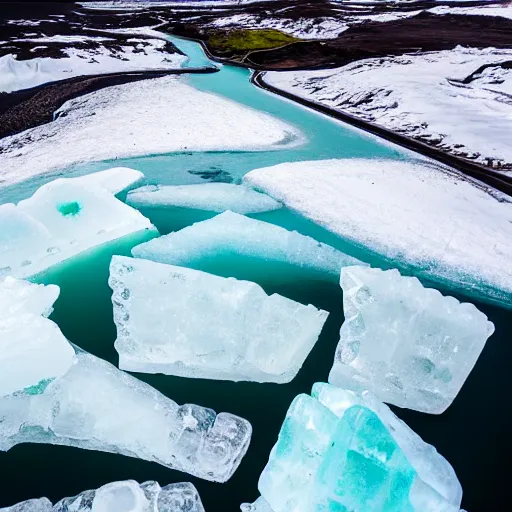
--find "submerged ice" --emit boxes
[0,171,155,279]
[329,266,494,414]
[247,383,462,512]
[0,480,205,512]
[110,256,328,382]
[0,282,251,482]
[132,211,362,283]
[126,183,282,214]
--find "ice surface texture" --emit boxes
[69,167,144,195]
[0,288,251,481]
[110,256,328,382]
[0,480,204,512]
[330,266,494,414]
[127,183,282,214]
[0,276,59,319]
[247,383,461,512]
[132,211,362,283]
[244,158,512,307]
[0,76,304,188]
[0,172,155,279]
[0,279,74,398]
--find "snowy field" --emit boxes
[244,158,512,306]
[0,76,304,188]
[0,37,187,93]
[265,47,512,172]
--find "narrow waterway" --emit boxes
[0,35,510,512]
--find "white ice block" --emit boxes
[132,211,362,282]
[126,183,282,214]
[329,266,495,414]
[70,168,145,195]
[0,173,155,279]
[109,255,328,383]
[0,279,74,398]
[0,339,251,482]
[0,277,59,319]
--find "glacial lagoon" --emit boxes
[0,35,510,511]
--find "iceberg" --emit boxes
[0,172,155,279]
[249,383,462,512]
[126,183,282,214]
[1,480,204,512]
[329,266,495,414]
[0,299,251,482]
[244,158,512,307]
[132,211,362,284]
[110,256,328,382]
[0,279,74,398]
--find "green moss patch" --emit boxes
[208,29,298,53]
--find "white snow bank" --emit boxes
[0,76,304,189]
[0,38,187,93]
[244,158,512,307]
[126,183,281,214]
[429,5,512,21]
[265,46,512,171]
[0,171,155,279]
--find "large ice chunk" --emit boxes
[110,256,328,382]
[132,211,362,283]
[329,266,495,414]
[127,183,282,214]
[250,384,461,512]
[0,173,155,278]
[0,279,74,398]
[0,277,59,318]
[0,329,251,482]
[244,158,512,307]
[1,480,204,512]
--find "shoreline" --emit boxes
[252,71,512,197]
[0,66,218,139]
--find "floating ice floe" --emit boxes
[0,282,251,482]
[110,255,328,382]
[244,158,512,307]
[0,76,304,188]
[0,480,205,512]
[0,171,155,278]
[132,211,362,284]
[127,183,282,214]
[0,278,74,399]
[329,266,495,414]
[243,383,462,512]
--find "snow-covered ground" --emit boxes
[244,158,512,307]
[0,75,304,188]
[429,4,512,21]
[208,10,422,39]
[265,46,512,171]
[0,37,187,93]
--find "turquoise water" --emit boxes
[0,35,510,511]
